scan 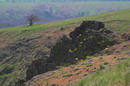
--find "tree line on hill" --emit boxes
[1,0,130,3]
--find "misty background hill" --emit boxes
[1,0,130,3]
[0,1,130,28]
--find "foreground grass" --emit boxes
[0,9,130,41]
[76,58,130,86]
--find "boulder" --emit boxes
[26,59,57,80]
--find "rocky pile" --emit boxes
[48,21,117,65]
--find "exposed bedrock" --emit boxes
[48,21,117,65]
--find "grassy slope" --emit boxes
[76,59,130,86]
[0,9,130,86]
[0,9,130,41]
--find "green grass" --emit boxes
[1,8,130,86]
[1,8,130,41]
[75,58,130,86]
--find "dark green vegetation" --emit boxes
[0,9,130,86]
[76,58,130,86]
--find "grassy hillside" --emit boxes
[76,58,130,86]
[1,8,130,41]
[0,9,130,86]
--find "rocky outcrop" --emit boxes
[15,80,25,86]
[8,21,116,86]
[48,21,117,65]
[15,58,57,86]
[48,35,71,65]
[69,21,105,40]
[26,59,57,81]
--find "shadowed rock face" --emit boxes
[48,21,116,65]
[26,59,57,80]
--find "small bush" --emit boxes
[60,27,64,30]
[99,64,106,70]
[94,67,97,69]
[99,57,104,62]
[104,62,109,65]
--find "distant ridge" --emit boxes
[1,0,130,3]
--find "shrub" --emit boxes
[99,64,106,70]
[104,62,109,65]
[60,27,64,30]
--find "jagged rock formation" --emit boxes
[15,58,57,86]
[26,58,57,80]
[69,21,105,39]
[48,21,116,65]
[3,21,116,86]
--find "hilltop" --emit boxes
[0,2,130,28]
[0,9,130,86]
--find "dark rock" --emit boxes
[26,59,57,80]
[49,21,116,65]
[69,21,105,40]
[15,80,26,86]
[48,35,72,65]
[48,36,53,40]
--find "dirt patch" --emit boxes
[0,36,10,49]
